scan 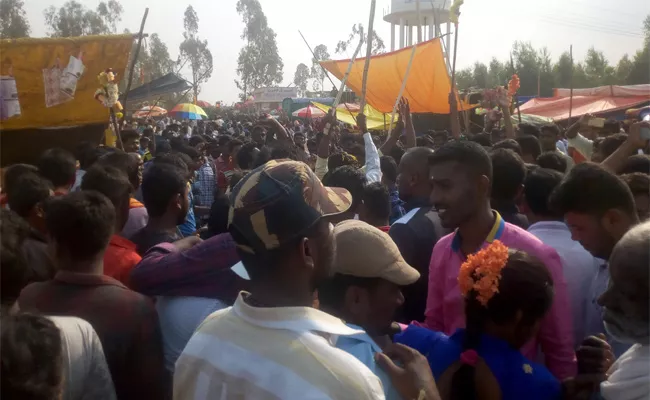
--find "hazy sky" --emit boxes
[26,0,647,103]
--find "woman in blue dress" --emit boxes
[395,241,602,400]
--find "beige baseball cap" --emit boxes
[333,220,420,285]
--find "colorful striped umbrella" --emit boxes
[292,105,326,119]
[132,106,167,119]
[169,103,208,120]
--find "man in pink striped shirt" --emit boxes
[423,141,576,380]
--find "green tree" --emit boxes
[615,54,633,83]
[293,63,310,96]
[43,0,123,37]
[0,0,30,38]
[455,67,474,90]
[511,41,541,96]
[553,51,573,88]
[537,47,555,97]
[472,62,488,88]
[627,14,650,84]
[235,0,284,99]
[573,63,590,88]
[178,5,213,101]
[310,44,330,94]
[335,23,386,55]
[488,58,507,87]
[583,47,615,86]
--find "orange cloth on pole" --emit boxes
[319,38,470,114]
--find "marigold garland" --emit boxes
[458,240,509,306]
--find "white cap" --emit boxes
[231,261,250,280]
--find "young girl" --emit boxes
[395,241,573,399]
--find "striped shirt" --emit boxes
[173,292,385,400]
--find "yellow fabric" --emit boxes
[320,38,470,114]
[312,102,389,130]
[0,34,134,131]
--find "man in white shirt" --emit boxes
[521,167,598,346]
[173,160,383,399]
[598,221,650,400]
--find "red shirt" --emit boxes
[378,226,391,233]
[129,198,144,209]
[103,235,141,287]
[216,156,235,190]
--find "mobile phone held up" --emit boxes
[587,117,606,128]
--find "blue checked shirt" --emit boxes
[195,161,216,207]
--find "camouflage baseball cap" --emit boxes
[228,159,352,256]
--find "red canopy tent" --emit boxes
[519,84,650,121]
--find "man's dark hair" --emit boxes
[327,152,359,172]
[73,142,97,170]
[468,132,492,147]
[95,150,139,189]
[518,123,541,138]
[154,138,172,156]
[362,182,391,223]
[432,130,449,142]
[189,135,206,148]
[179,145,200,161]
[318,274,381,313]
[492,139,522,156]
[604,119,621,134]
[44,191,115,262]
[599,133,627,159]
[217,135,233,146]
[524,168,564,219]
[120,129,140,144]
[1,313,63,400]
[141,164,188,218]
[619,154,650,175]
[388,145,405,165]
[37,148,76,188]
[490,148,526,202]
[516,135,542,161]
[540,124,560,137]
[549,162,636,217]
[620,172,650,197]
[536,151,568,173]
[228,138,244,153]
[323,165,367,211]
[237,143,260,170]
[1,209,34,306]
[81,165,132,211]
[153,153,189,173]
[380,155,398,183]
[2,164,38,195]
[416,135,436,148]
[7,173,52,218]
[428,140,493,180]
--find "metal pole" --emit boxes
[121,8,149,116]
[359,0,377,110]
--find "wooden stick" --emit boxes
[449,22,461,138]
[121,8,149,116]
[110,108,124,150]
[359,0,377,110]
[568,44,574,122]
[324,37,364,135]
[389,42,418,131]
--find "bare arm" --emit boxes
[602,121,649,173]
[380,113,404,156]
[401,98,416,149]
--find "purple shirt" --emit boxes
[129,233,245,304]
[423,212,577,380]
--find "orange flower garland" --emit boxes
[458,240,509,306]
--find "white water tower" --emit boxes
[383,0,452,54]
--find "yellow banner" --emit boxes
[0,34,134,130]
[312,102,390,130]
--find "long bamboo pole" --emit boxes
[121,8,149,114]
[298,30,356,120]
[449,22,461,138]
[359,0,377,110]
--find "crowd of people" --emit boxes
[1,102,649,400]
